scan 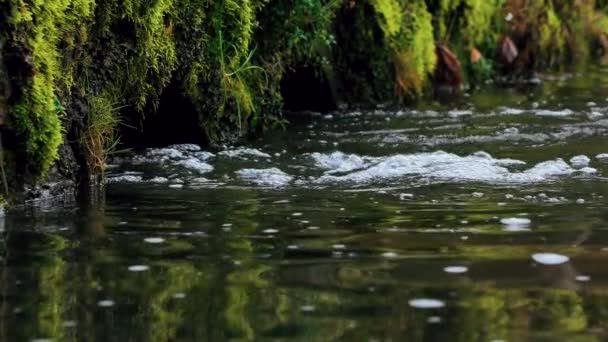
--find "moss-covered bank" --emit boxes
[1,0,608,202]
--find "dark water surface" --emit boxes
[6,69,608,341]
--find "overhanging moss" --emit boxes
[334,0,435,102]
[5,0,95,179]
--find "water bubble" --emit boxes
[381,252,399,258]
[144,237,165,244]
[427,316,442,324]
[128,265,149,272]
[576,198,585,204]
[300,305,316,312]
[61,321,77,328]
[531,253,570,265]
[399,193,414,200]
[444,266,468,274]
[500,217,531,231]
[262,229,279,234]
[97,300,115,307]
[408,298,445,309]
[292,212,303,217]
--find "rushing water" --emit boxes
[6,69,608,341]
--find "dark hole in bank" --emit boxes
[118,83,207,149]
[280,65,337,113]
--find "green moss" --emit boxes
[534,1,566,66]
[371,0,436,97]
[6,0,95,178]
[92,0,177,111]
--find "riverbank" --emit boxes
[2,0,608,203]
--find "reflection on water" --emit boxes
[5,68,608,341]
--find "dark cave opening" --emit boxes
[280,65,337,113]
[117,83,207,149]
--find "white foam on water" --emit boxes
[193,151,215,160]
[596,153,608,160]
[500,217,531,232]
[314,151,577,185]
[146,147,185,160]
[149,177,169,183]
[500,107,525,115]
[168,144,201,152]
[531,253,570,265]
[447,110,473,118]
[175,158,213,173]
[219,148,272,159]
[570,155,590,168]
[236,168,293,187]
[107,175,143,184]
[578,167,597,175]
[310,151,371,174]
[535,109,574,117]
[408,298,445,309]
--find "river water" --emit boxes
[5,69,608,341]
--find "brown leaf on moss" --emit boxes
[498,35,518,65]
[434,44,462,87]
[470,47,482,63]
